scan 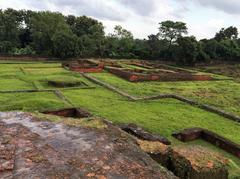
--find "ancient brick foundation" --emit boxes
[63,60,104,73]
[172,128,240,158]
[138,140,229,179]
[106,67,213,82]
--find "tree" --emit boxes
[175,36,198,65]
[112,25,133,39]
[52,30,79,59]
[201,39,219,59]
[29,11,70,55]
[158,21,188,47]
[215,26,238,41]
[68,16,104,37]
[106,25,135,58]
[0,8,23,53]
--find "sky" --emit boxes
[0,0,239,39]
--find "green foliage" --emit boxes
[215,26,238,41]
[158,21,188,45]
[0,9,240,63]
[52,30,79,58]
[105,25,135,59]
[12,46,36,55]
[175,36,198,65]
[29,11,70,55]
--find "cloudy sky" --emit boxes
[0,0,239,39]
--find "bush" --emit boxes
[12,46,36,55]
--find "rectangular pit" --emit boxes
[42,108,92,118]
[172,128,240,158]
[63,60,104,73]
[106,67,213,82]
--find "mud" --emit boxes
[0,112,177,179]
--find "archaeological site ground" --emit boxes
[0,59,239,179]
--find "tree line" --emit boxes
[0,8,239,65]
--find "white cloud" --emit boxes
[194,0,240,15]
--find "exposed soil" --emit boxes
[0,112,177,179]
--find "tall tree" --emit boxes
[215,26,238,41]
[29,11,70,55]
[52,30,79,59]
[106,25,135,58]
[0,8,22,53]
[158,21,188,47]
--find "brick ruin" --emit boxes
[120,124,230,179]
[106,66,213,82]
[172,128,240,158]
[62,60,104,73]
[138,140,229,179]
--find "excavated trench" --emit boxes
[42,108,92,118]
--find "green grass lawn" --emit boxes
[0,61,239,177]
[0,92,71,111]
[90,72,240,116]
[62,87,240,144]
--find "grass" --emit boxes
[0,92,71,111]
[90,72,240,116]
[0,61,239,177]
[33,112,107,129]
[62,87,240,144]
[0,78,34,90]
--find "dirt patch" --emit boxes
[172,128,240,158]
[42,108,92,118]
[0,112,177,179]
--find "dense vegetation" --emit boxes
[0,8,240,65]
